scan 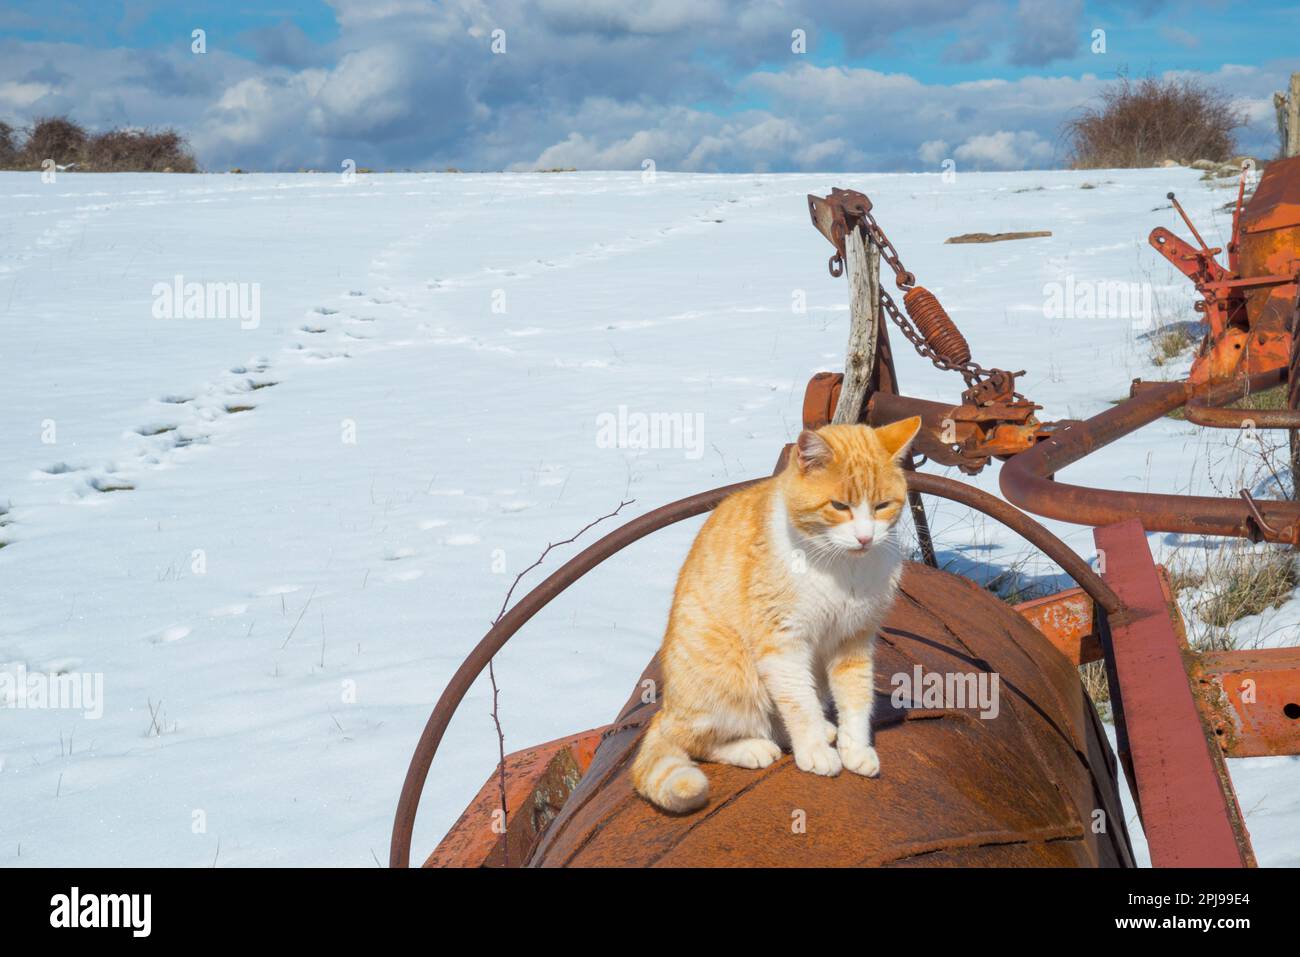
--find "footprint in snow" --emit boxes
[152,625,191,644]
[442,533,480,546]
[386,568,425,583]
[382,546,418,561]
[535,466,567,487]
[229,378,278,393]
[255,584,300,597]
[169,432,208,449]
[134,423,178,437]
[229,361,270,375]
[87,475,134,493]
[418,519,449,530]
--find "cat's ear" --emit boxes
[796,429,833,472]
[875,415,922,461]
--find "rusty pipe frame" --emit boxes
[1000,369,1299,540]
[1183,367,1300,428]
[389,471,1121,867]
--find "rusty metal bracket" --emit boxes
[1193,647,1300,758]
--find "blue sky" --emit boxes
[1,0,1296,171]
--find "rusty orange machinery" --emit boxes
[802,157,1300,470]
[1153,156,1300,389]
[801,371,1050,475]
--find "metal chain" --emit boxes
[860,215,1002,388]
[859,215,916,291]
[820,189,1023,400]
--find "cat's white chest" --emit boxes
[788,551,899,643]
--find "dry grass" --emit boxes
[1232,385,1289,412]
[982,552,1063,605]
[1166,543,1298,650]
[1149,324,1198,366]
[1080,661,1110,710]
[1064,73,1246,169]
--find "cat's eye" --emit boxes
[829,500,850,511]
[874,501,896,512]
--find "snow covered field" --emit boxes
[1,167,1297,867]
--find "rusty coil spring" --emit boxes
[902,286,971,367]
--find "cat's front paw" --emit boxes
[711,737,782,769]
[794,739,842,776]
[839,742,880,777]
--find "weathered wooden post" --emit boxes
[830,222,880,426]
[1275,73,1300,159]
[829,220,936,565]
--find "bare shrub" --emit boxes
[0,120,17,166]
[1,116,199,172]
[84,129,198,172]
[20,116,89,168]
[1064,73,1247,169]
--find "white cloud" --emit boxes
[0,81,54,109]
[918,139,950,166]
[953,130,1054,170]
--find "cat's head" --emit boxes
[781,418,922,557]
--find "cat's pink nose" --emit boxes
[856,533,873,547]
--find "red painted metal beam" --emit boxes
[1093,519,1254,867]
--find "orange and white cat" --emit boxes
[630,418,921,812]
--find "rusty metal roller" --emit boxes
[903,285,971,366]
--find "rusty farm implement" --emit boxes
[392,157,1300,868]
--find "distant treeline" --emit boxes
[0,116,198,173]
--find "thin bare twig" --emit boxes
[491,499,635,623]
[485,497,634,867]
[281,586,318,649]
